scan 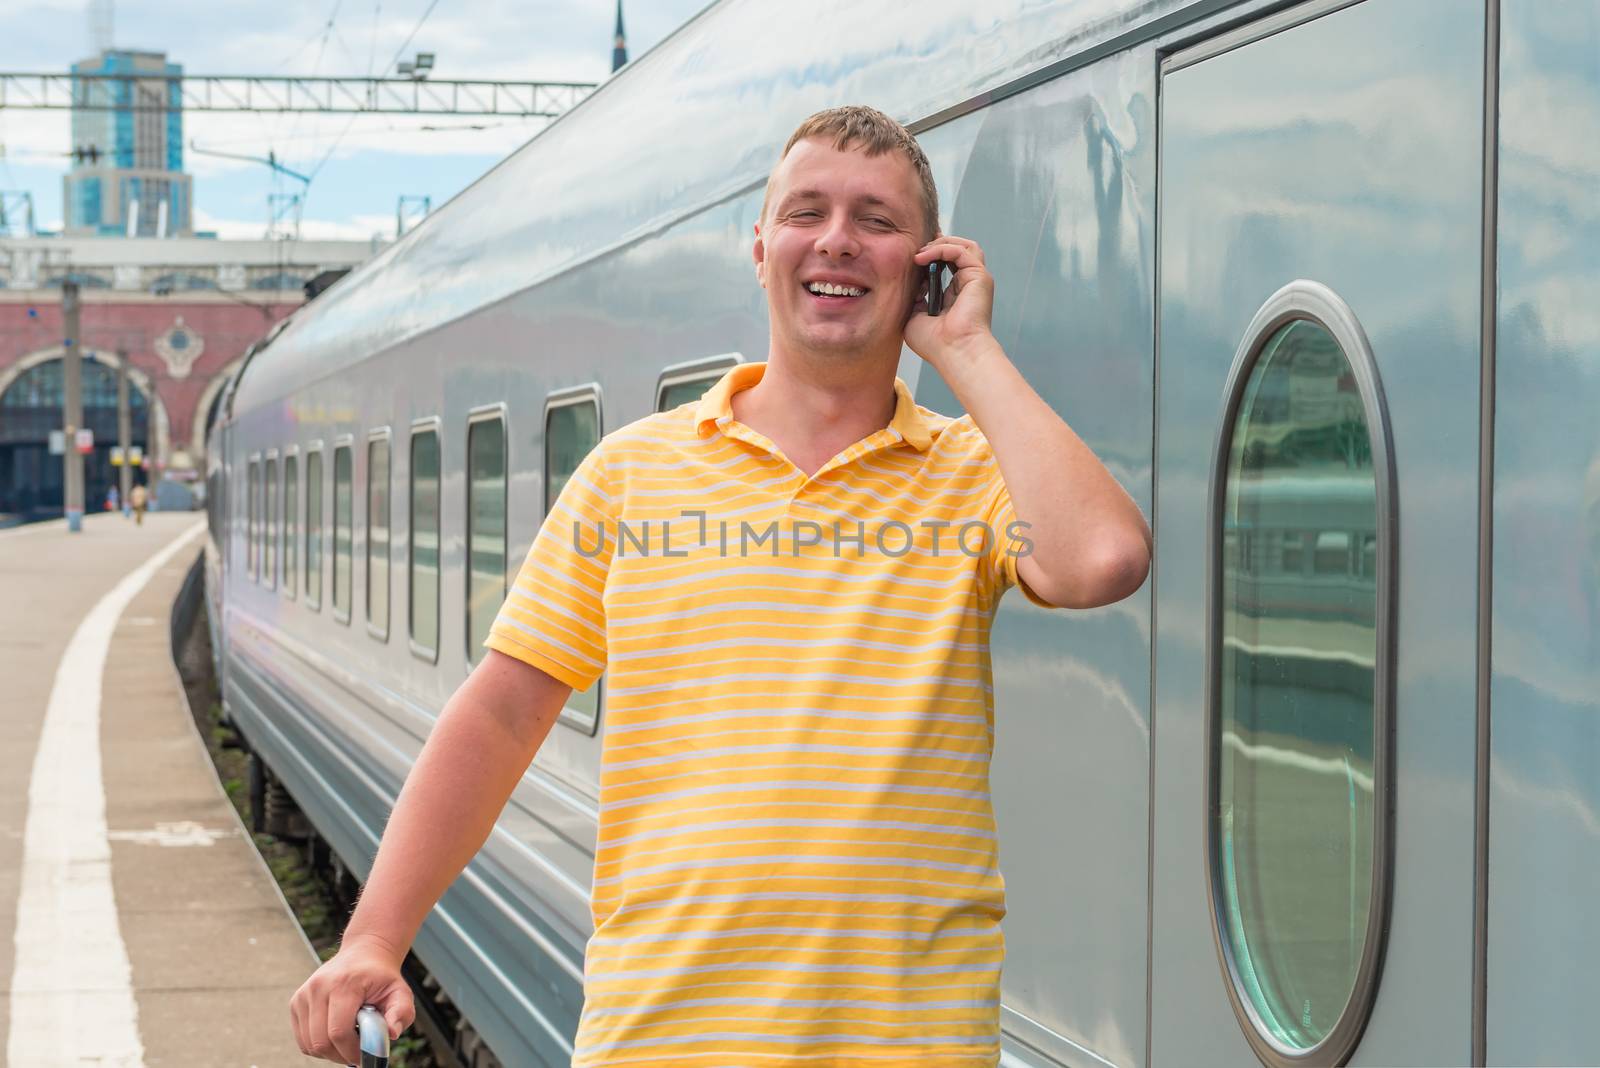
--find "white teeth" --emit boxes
[807,282,865,297]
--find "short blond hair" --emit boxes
[760,105,939,240]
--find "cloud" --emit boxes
[0,109,71,163]
[2,0,699,82]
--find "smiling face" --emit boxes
[754,137,929,365]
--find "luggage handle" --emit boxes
[347,1004,389,1068]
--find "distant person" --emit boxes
[105,485,120,513]
[129,482,147,525]
[290,105,1152,1065]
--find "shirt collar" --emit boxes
[693,361,933,452]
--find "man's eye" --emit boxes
[790,210,821,219]
[864,217,894,228]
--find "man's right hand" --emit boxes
[289,938,414,1064]
[283,651,571,1062]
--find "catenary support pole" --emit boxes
[116,351,131,515]
[61,281,84,532]
[144,372,160,498]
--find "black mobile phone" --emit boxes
[926,261,947,316]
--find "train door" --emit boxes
[1149,1,1486,1065]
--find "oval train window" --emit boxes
[1207,281,1396,1066]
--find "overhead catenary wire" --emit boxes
[330,26,368,73]
[281,0,345,181]
[240,14,335,189]
[274,0,345,238]
[302,0,400,191]
[366,0,382,75]
[265,19,343,73]
[219,0,348,235]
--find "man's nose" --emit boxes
[814,212,861,258]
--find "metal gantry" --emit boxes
[396,195,432,238]
[0,190,36,237]
[0,72,596,117]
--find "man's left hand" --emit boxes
[903,234,997,369]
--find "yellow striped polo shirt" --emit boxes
[486,361,1054,1067]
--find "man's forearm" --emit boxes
[340,656,566,962]
[939,339,1151,607]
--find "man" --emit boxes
[291,105,1150,1066]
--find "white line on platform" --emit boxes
[7,521,205,1068]
[107,821,241,847]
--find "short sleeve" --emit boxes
[484,446,616,690]
[978,441,1058,610]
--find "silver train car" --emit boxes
[202,0,1600,1064]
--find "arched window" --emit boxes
[1207,280,1396,1066]
[0,358,149,415]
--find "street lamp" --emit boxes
[396,52,435,79]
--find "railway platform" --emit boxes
[1,512,317,1067]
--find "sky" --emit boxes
[0,0,711,239]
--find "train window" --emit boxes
[655,353,741,412]
[283,454,298,601]
[466,410,506,667]
[264,456,277,590]
[368,431,392,641]
[333,442,352,622]
[1208,282,1395,1064]
[657,377,716,411]
[410,424,441,662]
[545,387,603,733]
[306,449,323,610]
[247,458,259,580]
[1313,530,1350,575]
[1280,531,1305,573]
[264,457,280,591]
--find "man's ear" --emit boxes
[752,222,766,289]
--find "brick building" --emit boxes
[0,235,377,518]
